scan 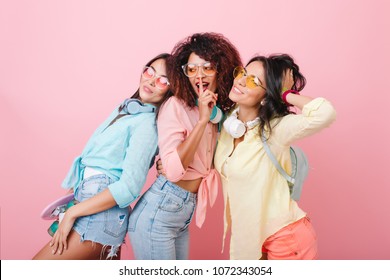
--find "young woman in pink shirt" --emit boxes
[128,33,242,259]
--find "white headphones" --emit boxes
[223,107,260,138]
[195,99,224,124]
[209,105,223,124]
[121,98,155,115]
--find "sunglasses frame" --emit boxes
[233,66,266,90]
[142,66,170,90]
[181,62,217,78]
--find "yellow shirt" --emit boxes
[214,97,336,259]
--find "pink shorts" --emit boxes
[262,216,318,260]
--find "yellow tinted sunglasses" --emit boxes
[233,66,266,90]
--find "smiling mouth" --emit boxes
[233,86,244,94]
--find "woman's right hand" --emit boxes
[156,158,166,177]
[197,80,217,124]
[49,208,77,255]
[281,69,294,94]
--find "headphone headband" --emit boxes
[121,99,155,115]
[223,107,259,138]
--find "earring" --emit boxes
[260,99,266,106]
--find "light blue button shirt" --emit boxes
[62,102,158,208]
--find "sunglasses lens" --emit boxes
[245,76,257,89]
[233,67,245,79]
[156,77,169,89]
[143,67,155,79]
[183,64,197,77]
[202,62,216,76]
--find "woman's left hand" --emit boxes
[281,69,294,94]
[49,209,77,255]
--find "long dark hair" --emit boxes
[126,53,172,118]
[168,32,242,113]
[246,54,306,137]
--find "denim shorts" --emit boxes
[73,174,130,256]
[128,175,197,260]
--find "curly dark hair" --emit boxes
[246,54,306,137]
[130,53,173,118]
[167,32,242,113]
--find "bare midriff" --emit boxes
[175,178,203,194]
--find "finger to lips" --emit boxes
[198,78,204,95]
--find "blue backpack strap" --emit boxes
[288,145,309,201]
[261,129,295,185]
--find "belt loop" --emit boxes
[158,175,167,190]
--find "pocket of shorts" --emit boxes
[128,197,147,232]
[103,207,129,238]
[159,192,184,213]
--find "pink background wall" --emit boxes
[1,0,389,260]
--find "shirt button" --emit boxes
[208,150,211,153]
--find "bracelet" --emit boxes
[282,90,300,105]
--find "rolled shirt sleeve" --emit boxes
[274,97,337,146]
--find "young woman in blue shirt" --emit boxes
[33,53,171,260]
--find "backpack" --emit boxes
[261,130,309,201]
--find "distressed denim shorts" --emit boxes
[73,174,130,256]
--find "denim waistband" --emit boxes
[153,175,197,202]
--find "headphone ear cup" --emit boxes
[126,100,143,114]
[229,119,246,138]
[210,106,223,124]
[223,115,235,133]
[223,115,246,138]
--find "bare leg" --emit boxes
[33,230,120,260]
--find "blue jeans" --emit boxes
[128,175,197,260]
[73,174,130,258]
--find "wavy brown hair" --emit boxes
[167,32,242,113]
[246,54,306,137]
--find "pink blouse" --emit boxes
[157,96,221,228]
